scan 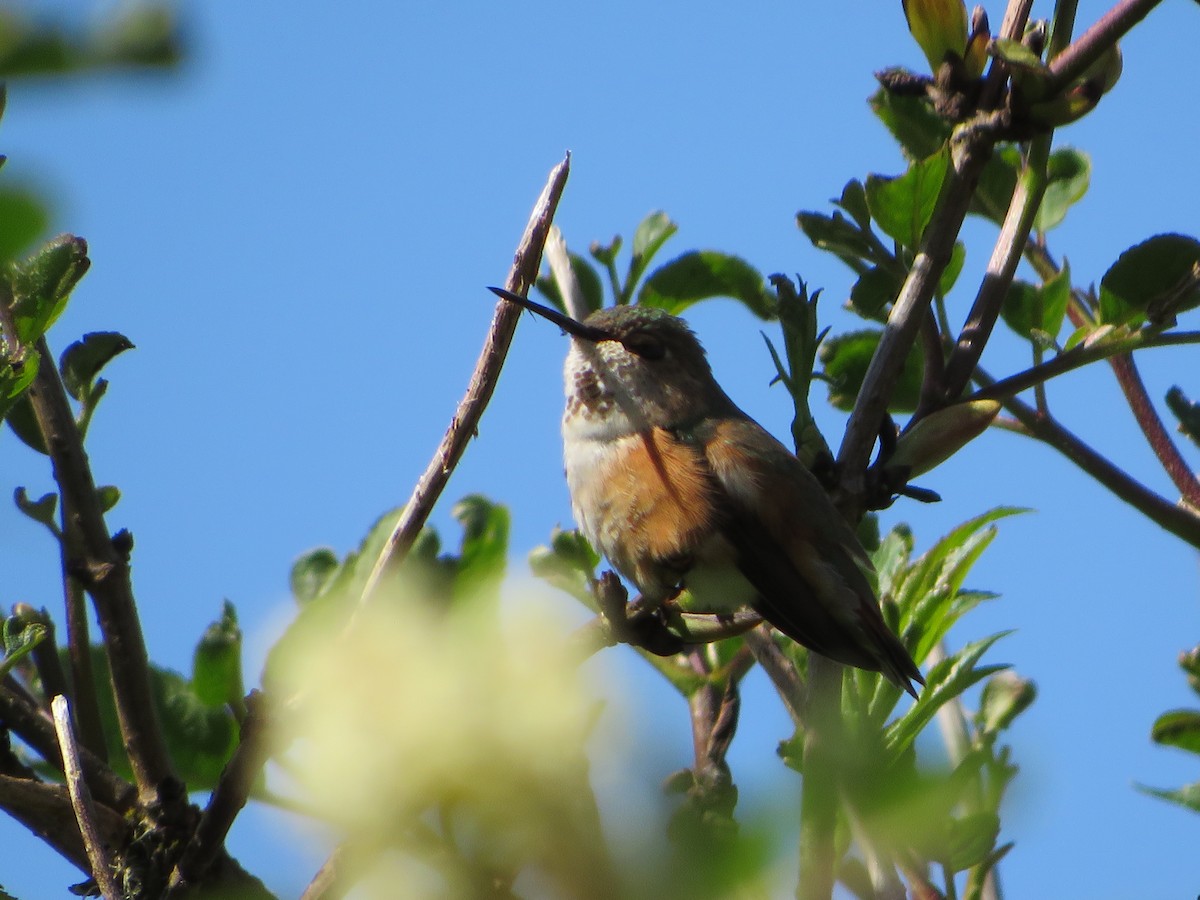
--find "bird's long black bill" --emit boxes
[487,286,612,343]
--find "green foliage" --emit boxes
[1034,150,1090,233]
[819,329,924,413]
[1,608,48,680]
[6,234,89,343]
[639,250,774,319]
[868,87,949,161]
[535,210,774,323]
[267,495,511,687]
[60,331,135,402]
[85,642,239,791]
[1140,643,1200,814]
[192,600,244,712]
[1099,234,1200,327]
[0,5,182,77]
[1165,386,1200,449]
[0,186,50,262]
[1000,264,1071,342]
[865,148,949,249]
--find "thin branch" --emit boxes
[0,273,174,804]
[166,691,275,895]
[966,332,1200,406]
[62,556,106,761]
[742,626,807,725]
[0,772,127,876]
[1108,353,1200,508]
[357,153,571,606]
[1045,0,1165,95]
[836,130,990,496]
[941,136,1051,403]
[976,368,1200,547]
[0,682,135,813]
[51,696,120,900]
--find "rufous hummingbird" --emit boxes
[490,287,923,697]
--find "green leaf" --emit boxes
[638,251,774,319]
[971,146,1021,224]
[1150,709,1200,756]
[1137,781,1200,813]
[290,547,341,605]
[818,329,923,413]
[947,811,1001,872]
[626,211,678,298]
[535,252,604,316]
[1166,387,1200,450]
[1001,264,1071,341]
[1,612,48,680]
[0,187,50,262]
[848,267,902,321]
[834,179,872,230]
[84,644,237,790]
[530,527,600,609]
[976,670,1037,736]
[796,211,880,272]
[885,631,1012,757]
[869,87,951,161]
[903,0,968,72]
[5,394,48,454]
[866,148,950,248]
[59,331,135,402]
[14,486,57,529]
[589,235,622,267]
[1034,149,1090,232]
[989,37,1048,73]
[0,343,38,423]
[95,485,120,513]
[192,601,244,710]
[452,494,509,603]
[939,241,966,296]
[1100,234,1200,327]
[8,234,90,343]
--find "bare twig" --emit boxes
[1045,0,1165,95]
[940,136,1051,403]
[1110,353,1200,507]
[51,695,121,900]
[741,626,807,725]
[166,691,275,895]
[976,368,1200,547]
[62,557,106,761]
[0,773,127,875]
[968,331,1200,403]
[0,682,135,813]
[358,153,571,606]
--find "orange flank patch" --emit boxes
[572,427,718,594]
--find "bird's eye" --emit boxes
[623,331,666,360]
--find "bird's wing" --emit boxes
[687,415,922,695]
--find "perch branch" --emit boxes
[51,696,120,900]
[357,152,571,605]
[166,691,275,894]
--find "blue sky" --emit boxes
[1,1,1199,897]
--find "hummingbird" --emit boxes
[490,287,923,697]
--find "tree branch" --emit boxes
[0,283,176,805]
[977,368,1200,547]
[51,695,121,900]
[0,681,135,813]
[1045,0,1165,95]
[968,330,1200,403]
[941,135,1051,402]
[1108,352,1200,509]
[166,691,275,894]
[0,772,127,876]
[357,153,571,606]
